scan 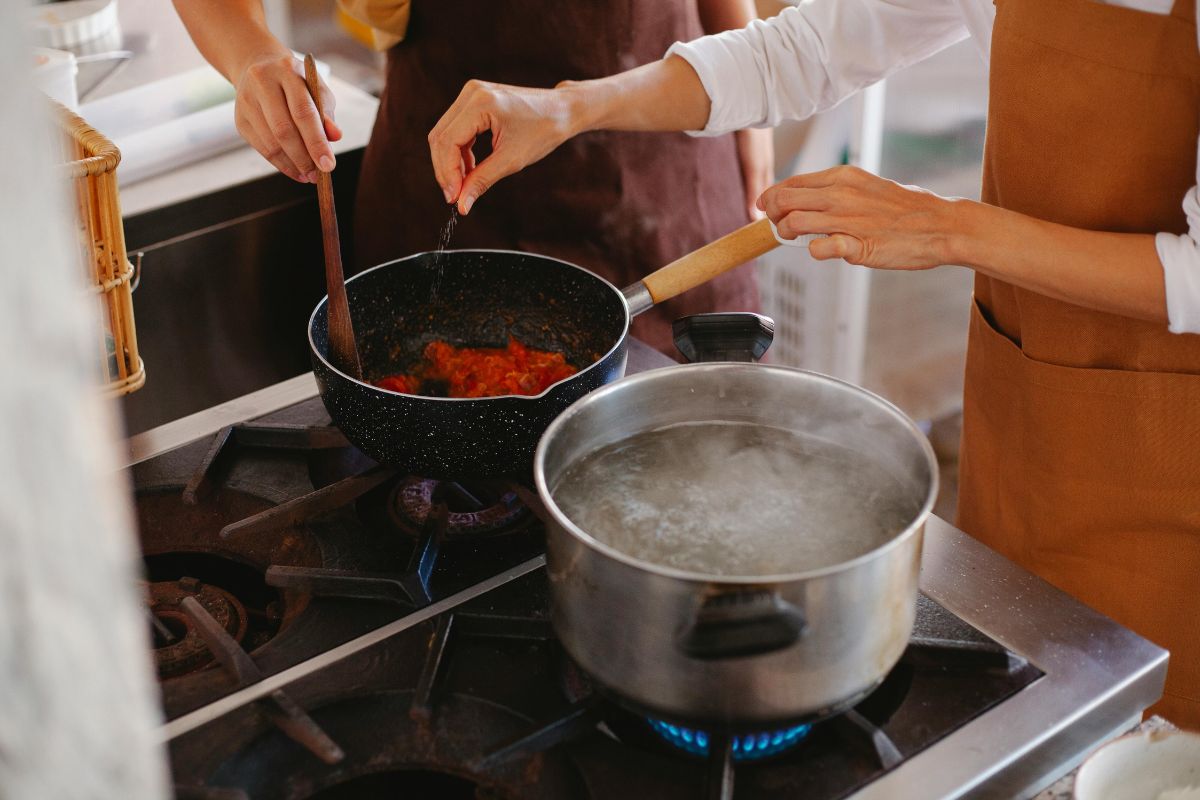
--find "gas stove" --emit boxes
[124,338,1167,800]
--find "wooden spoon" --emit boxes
[303,53,362,380]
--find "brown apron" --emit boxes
[352,1,759,356]
[958,0,1200,726]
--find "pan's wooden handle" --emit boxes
[641,218,779,306]
[304,53,362,381]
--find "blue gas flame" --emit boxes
[646,718,811,761]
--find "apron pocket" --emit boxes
[959,297,1200,726]
[965,295,1200,505]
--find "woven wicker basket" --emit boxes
[54,101,144,396]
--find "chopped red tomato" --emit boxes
[374,338,578,398]
[374,374,421,394]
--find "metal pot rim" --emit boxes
[534,362,940,584]
[307,248,630,402]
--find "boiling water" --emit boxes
[551,422,923,576]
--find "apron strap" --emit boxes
[1171,0,1194,23]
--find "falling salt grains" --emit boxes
[430,205,459,303]
[436,205,459,254]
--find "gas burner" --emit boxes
[149,577,248,679]
[144,552,287,676]
[459,622,926,799]
[135,487,324,682]
[388,477,529,537]
[557,656,824,762]
[645,719,812,762]
[306,440,534,541]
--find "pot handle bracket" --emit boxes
[678,591,807,660]
[672,313,775,364]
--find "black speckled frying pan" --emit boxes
[308,219,779,479]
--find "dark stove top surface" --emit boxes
[135,394,550,720]
[167,567,1041,800]
[128,341,1164,800]
[138,400,1039,799]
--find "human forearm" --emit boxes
[565,0,758,134]
[171,0,289,82]
[561,56,711,136]
[951,201,1166,323]
[758,166,1169,325]
[171,0,340,182]
[430,56,710,211]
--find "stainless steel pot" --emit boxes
[533,347,938,725]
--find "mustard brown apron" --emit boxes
[352,0,759,356]
[958,0,1200,726]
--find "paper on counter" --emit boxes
[80,64,235,137]
[108,100,243,185]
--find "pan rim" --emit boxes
[307,248,631,403]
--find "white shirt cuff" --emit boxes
[665,41,734,137]
[1155,231,1200,335]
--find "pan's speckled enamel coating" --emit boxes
[309,250,629,479]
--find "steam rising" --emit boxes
[551,421,923,577]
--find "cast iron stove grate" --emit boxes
[136,416,544,725]
[170,567,1040,800]
[136,407,1058,800]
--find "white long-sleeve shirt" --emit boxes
[668,0,1200,335]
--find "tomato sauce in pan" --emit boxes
[375,338,578,398]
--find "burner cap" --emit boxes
[389,478,529,536]
[148,577,247,679]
